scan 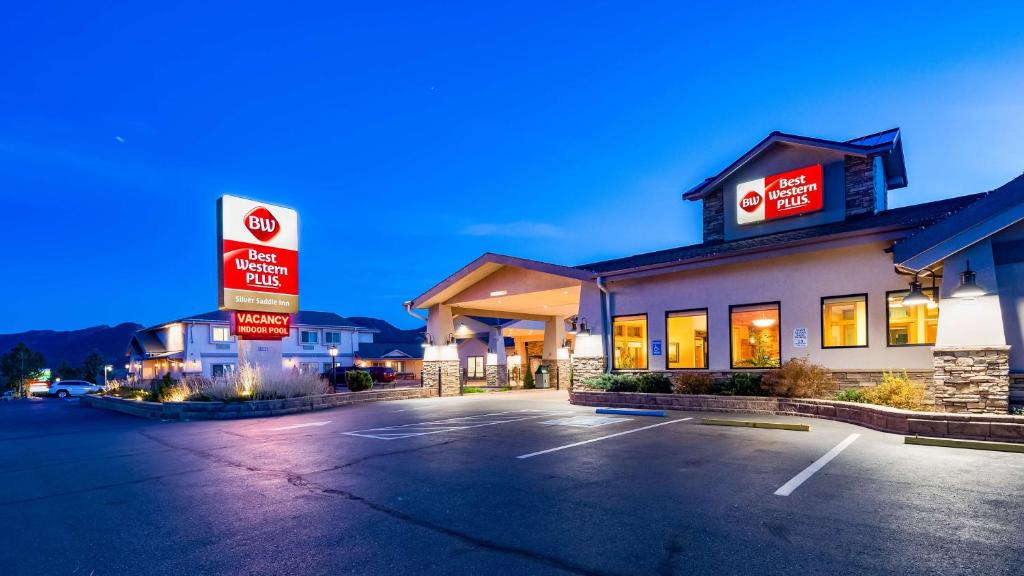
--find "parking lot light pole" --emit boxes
[329,345,338,379]
[103,364,112,386]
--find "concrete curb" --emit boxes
[700,418,809,431]
[904,436,1024,453]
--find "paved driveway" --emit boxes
[1,392,1022,575]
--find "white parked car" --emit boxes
[48,380,101,398]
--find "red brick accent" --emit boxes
[569,391,1024,444]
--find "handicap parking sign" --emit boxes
[651,340,662,356]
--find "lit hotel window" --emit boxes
[467,356,485,379]
[730,303,781,368]
[822,295,868,348]
[211,325,232,342]
[613,315,648,370]
[887,289,939,346]
[666,309,708,369]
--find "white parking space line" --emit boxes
[517,418,693,459]
[270,421,332,431]
[342,410,571,440]
[774,433,861,496]
[541,416,632,428]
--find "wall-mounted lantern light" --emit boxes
[902,274,931,307]
[577,316,591,336]
[421,333,434,348]
[951,260,986,299]
[446,333,457,346]
[561,337,571,348]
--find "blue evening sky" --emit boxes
[2,2,1023,332]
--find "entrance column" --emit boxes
[542,316,570,389]
[423,304,461,396]
[570,281,608,388]
[486,326,508,387]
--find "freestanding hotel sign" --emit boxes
[217,195,298,343]
[736,164,824,225]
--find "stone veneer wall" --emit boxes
[832,369,933,391]
[844,155,877,216]
[702,189,725,243]
[931,346,1011,414]
[571,356,607,389]
[422,360,462,397]
[485,364,508,388]
[538,359,571,390]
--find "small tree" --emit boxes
[82,352,105,383]
[523,368,535,389]
[346,370,373,392]
[0,343,46,397]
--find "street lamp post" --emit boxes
[329,345,339,381]
[103,365,113,386]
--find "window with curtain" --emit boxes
[887,289,939,345]
[613,315,648,370]
[822,294,868,348]
[666,309,708,369]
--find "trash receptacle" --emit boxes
[534,365,550,389]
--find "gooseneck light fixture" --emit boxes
[420,333,434,348]
[901,273,931,307]
[951,260,986,299]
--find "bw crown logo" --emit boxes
[244,207,280,242]
[739,190,762,213]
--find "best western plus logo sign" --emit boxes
[218,196,299,338]
[736,164,824,225]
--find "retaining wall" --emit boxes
[82,386,436,421]
[570,390,1024,444]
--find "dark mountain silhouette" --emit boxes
[0,323,142,367]
[347,317,425,343]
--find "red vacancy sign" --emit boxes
[736,164,824,225]
[218,195,299,315]
[232,311,292,340]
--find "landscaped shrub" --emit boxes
[523,369,536,389]
[583,374,637,392]
[716,373,763,396]
[834,388,867,403]
[635,373,672,394]
[255,370,329,399]
[861,370,926,410]
[760,358,833,398]
[671,372,714,394]
[345,369,374,392]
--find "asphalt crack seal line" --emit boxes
[141,429,618,576]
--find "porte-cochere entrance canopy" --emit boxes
[407,253,608,395]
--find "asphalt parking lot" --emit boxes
[1,391,1023,575]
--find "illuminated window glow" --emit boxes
[613,315,647,370]
[730,303,780,368]
[822,295,867,348]
[666,309,708,369]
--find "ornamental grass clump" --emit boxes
[671,372,714,395]
[861,370,926,410]
[760,358,834,398]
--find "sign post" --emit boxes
[217,195,299,378]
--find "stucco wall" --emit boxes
[604,241,935,372]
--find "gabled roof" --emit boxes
[141,310,379,332]
[410,252,594,309]
[130,331,166,356]
[577,192,985,275]
[893,173,1024,270]
[355,342,424,360]
[683,128,907,200]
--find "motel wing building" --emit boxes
[409,128,1024,413]
[127,311,377,380]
